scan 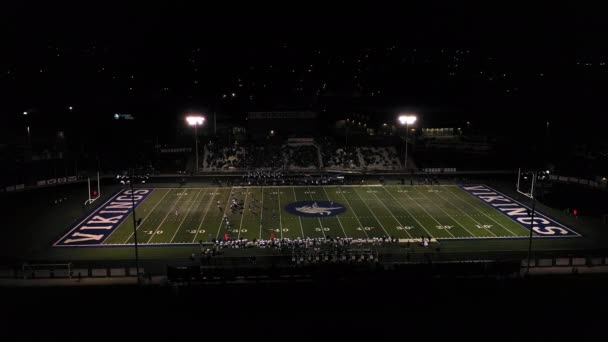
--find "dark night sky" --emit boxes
[0,3,604,145]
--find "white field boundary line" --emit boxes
[192,188,218,243]
[305,186,330,239]
[368,188,414,239]
[122,189,172,244]
[151,184,425,191]
[237,187,250,240]
[292,187,306,237]
[146,189,189,243]
[380,186,437,239]
[215,187,235,240]
[170,188,205,243]
[422,185,498,238]
[443,186,518,237]
[227,184,386,189]
[337,186,370,239]
[352,187,391,238]
[320,186,348,238]
[412,186,476,238]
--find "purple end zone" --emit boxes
[53,189,153,247]
[459,185,580,237]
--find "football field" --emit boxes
[54,185,580,247]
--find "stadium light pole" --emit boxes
[186,115,205,174]
[398,115,417,170]
[129,170,141,284]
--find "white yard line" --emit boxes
[368,188,413,239]
[237,187,250,240]
[258,187,264,240]
[445,186,518,236]
[277,187,284,239]
[412,186,474,237]
[429,186,498,237]
[215,187,235,240]
[352,187,390,238]
[146,189,188,243]
[192,188,218,243]
[337,186,370,239]
[292,187,305,237]
[321,186,348,238]
[399,186,458,238]
[306,186,327,238]
[380,186,436,239]
[170,188,204,243]
[122,189,172,244]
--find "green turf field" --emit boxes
[54,184,576,247]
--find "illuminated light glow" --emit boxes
[398,115,417,125]
[186,116,205,126]
[23,111,28,115]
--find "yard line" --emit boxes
[146,189,188,243]
[337,186,370,239]
[306,186,327,238]
[368,188,413,239]
[192,188,217,243]
[321,186,348,238]
[170,188,204,243]
[412,186,475,237]
[122,189,172,244]
[292,187,305,237]
[428,186,497,237]
[258,187,264,240]
[215,187,235,240]
[380,186,436,238]
[277,187,283,239]
[237,187,250,240]
[352,187,390,238]
[444,186,518,236]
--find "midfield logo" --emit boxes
[285,201,347,217]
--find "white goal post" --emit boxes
[84,171,101,205]
[516,168,536,199]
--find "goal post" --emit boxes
[516,168,536,199]
[84,171,101,205]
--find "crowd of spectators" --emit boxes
[204,141,406,171]
[243,145,285,169]
[320,140,361,169]
[206,235,400,251]
[359,147,401,170]
[286,145,319,169]
[205,142,246,170]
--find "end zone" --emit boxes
[459,185,580,238]
[53,189,153,247]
